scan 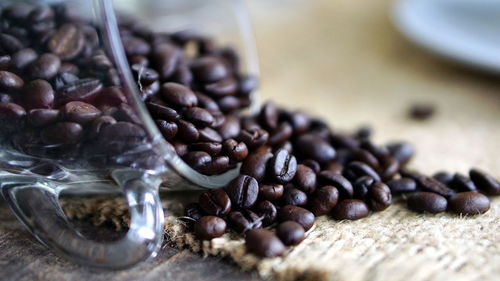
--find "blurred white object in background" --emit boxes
[392,0,500,73]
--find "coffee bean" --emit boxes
[350,149,380,171]
[318,171,354,198]
[332,199,369,220]
[57,78,103,103]
[0,33,23,54]
[237,128,269,149]
[131,64,159,85]
[146,102,179,121]
[152,43,181,79]
[228,210,262,233]
[222,139,248,162]
[330,133,360,150]
[258,184,284,201]
[268,122,293,147]
[245,229,285,258]
[227,175,259,208]
[409,103,435,120]
[191,56,228,82]
[416,175,455,198]
[48,24,84,60]
[268,149,297,183]
[324,163,344,174]
[183,202,205,222]
[28,53,61,80]
[198,127,222,142]
[171,140,188,156]
[259,101,279,130]
[54,72,79,90]
[198,189,231,216]
[285,111,309,135]
[11,48,37,70]
[28,6,54,23]
[28,109,59,127]
[282,187,308,206]
[469,168,500,195]
[195,92,220,111]
[276,221,305,246]
[308,185,339,216]
[122,36,151,56]
[238,75,258,96]
[183,106,214,126]
[3,3,35,21]
[432,171,453,185]
[386,177,417,194]
[62,101,101,123]
[89,115,116,138]
[379,156,399,181]
[0,102,26,118]
[188,142,221,156]
[352,176,374,199]
[450,173,477,192]
[448,192,490,215]
[407,192,447,213]
[194,216,226,240]
[40,122,83,145]
[386,142,415,166]
[344,161,381,182]
[278,205,315,231]
[183,151,212,172]
[294,164,317,194]
[240,146,273,182]
[176,119,199,142]
[204,77,237,97]
[160,82,197,108]
[156,120,178,140]
[366,182,391,211]
[301,159,321,174]
[295,133,335,163]
[0,71,24,91]
[22,79,54,109]
[253,200,277,226]
[0,55,11,70]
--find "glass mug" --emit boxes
[0,0,259,268]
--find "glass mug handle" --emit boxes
[1,170,164,268]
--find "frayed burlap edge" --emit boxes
[62,194,500,281]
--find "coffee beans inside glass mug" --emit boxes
[0,3,497,259]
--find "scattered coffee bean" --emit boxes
[415,175,455,198]
[240,146,273,182]
[432,171,453,185]
[198,189,231,216]
[450,173,477,192]
[331,199,370,220]
[352,176,374,199]
[282,187,308,206]
[318,171,354,198]
[194,216,226,240]
[0,71,24,90]
[386,177,417,194]
[294,164,317,194]
[222,139,248,162]
[227,175,259,208]
[160,82,197,108]
[278,205,315,231]
[308,185,339,216]
[253,200,277,226]
[469,168,500,195]
[294,133,336,163]
[276,221,305,246]
[228,210,262,233]
[407,192,447,213]
[448,192,490,215]
[258,184,284,201]
[245,229,285,258]
[268,149,297,183]
[344,161,381,182]
[409,103,435,120]
[386,142,415,166]
[183,202,204,222]
[366,182,391,211]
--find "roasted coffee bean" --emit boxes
[227,175,259,208]
[122,36,151,56]
[190,56,228,82]
[352,176,374,199]
[62,101,101,123]
[152,43,181,79]
[318,171,354,198]
[295,133,335,163]
[0,93,12,103]
[308,185,339,216]
[183,202,204,222]
[324,162,344,174]
[59,63,79,75]
[344,161,381,182]
[238,75,258,96]
[448,192,490,215]
[176,119,199,142]
[22,79,54,109]
[171,64,193,86]
[99,121,146,140]
[268,149,297,183]
[278,205,315,231]
[188,142,221,156]
[0,102,26,118]
[54,72,79,90]
[195,92,220,111]
[379,157,399,181]
[228,210,262,233]
[89,115,116,138]
[28,109,59,127]
[198,189,231,216]
[416,175,455,198]
[237,128,269,149]
[407,192,447,213]
[350,149,380,171]
[11,48,37,70]
[386,177,417,194]
[354,125,372,139]
[409,103,435,120]
[196,127,221,143]
[258,184,284,201]
[294,164,317,194]
[222,139,248,162]
[432,171,453,185]
[282,187,308,206]
[197,155,229,175]
[330,133,360,150]
[47,24,84,60]
[0,71,24,91]
[469,168,500,195]
[183,106,214,126]
[285,111,309,135]
[160,82,197,108]
[28,53,60,80]
[131,64,159,85]
[28,6,54,23]
[259,101,279,130]
[268,121,293,146]
[0,56,11,70]
[146,102,179,121]
[3,3,35,21]
[194,216,226,240]
[253,200,277,226]
[240,146,273,182]
[0,33,23,54]
[183,151,212,172]
[366,182,391,211]
[204,77,237,97]
[450,173,477,192]
[40,122,83,145]
[245,229,285,258]
[386,142,415,166]
[210,110,225,128]
[171,140,188,156]
[156,119,178,140]
[276,221,305,246]
[301,159,321,174]
[331,199,369,220]
[57,78,103,103]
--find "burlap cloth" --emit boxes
[64,0,500,280]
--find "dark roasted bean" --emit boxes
[253,200,277,226]
[146,102,179,121]
[28,53,60,80]
[152,43,181,79]
[350,149,380,171]
[240,146,273,182]
[198,127,222,143]
[62,101,101,123]
[318,171,354,198]
[0,56,11,70]
[195,92,220,111]
[301,159,321,174]
[171,140,188,156]
[295,133,335,163]
[448,192,490,215]
[344,161,381,182]
[469,168,500,195]
[258,184,284,201]
[47,24,84,60]
[89,115,116,138]
[237,128,269,149]
[259,101,279,130]
[366,182,391,211]
[204,77,237,97]
[294,164,317,194]
[122,36,151,56]
[0,33,23,54]
[188,142,221,156]
[386,142,415,166]
[268,122,293,147]
[198,189,231,216]
[183,106,214,126]
[57,78,102,103]
[268,149,297,183]
[330,133,360,150]
[282,187,308,206]
[40,122,83,145]
[407,192,447,213]
[191,56,228,82]
[227,175,259,208]
[416,175,455,198]
[176,119,199,142]
[228,210,262,233]
[0,102,26,118]
[11,48,37,70]
[131,64,159,85]
[198,155,229,175]
[183,151,212,172]
[278,205,315,231]
[352,176,374,199]
[160,82,197,108]
[222,139,248,162]
[332,199,369,220]
[450,173,477,192]
[0,71,24,91]
[409,103,435,120]
[308,185,339,216]
[276,221,305,246]
[432,171,453,185]
[286,111,309,135]
[218,96,241,113]
[194,216,226,240]
[156,120,178,140]
[380,157,399,181]
[183,202,204,225]
[28,109,59,127]
[245,229,284,258]
[386,177,417,194]
[22,79,54,109]
[238,75,258,96]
